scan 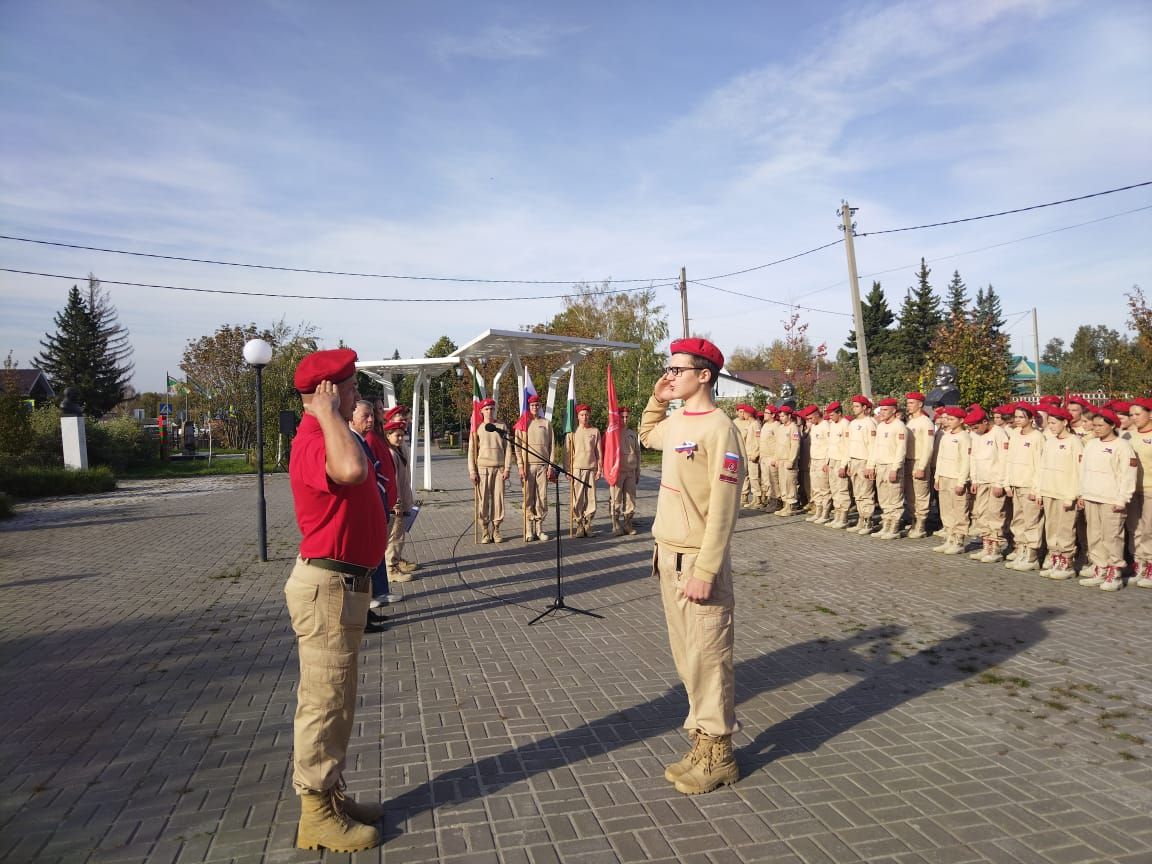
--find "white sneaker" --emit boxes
[1078,566,1105,587]
[1136,563,1152,589]
[942,543,963,555]
[932,542,951,553]
[1099,567,1124,592]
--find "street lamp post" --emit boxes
[1102,358,1117,397]
[243,338,273,561]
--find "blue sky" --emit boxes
[2,0,1150,392]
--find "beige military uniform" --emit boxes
[386,443,415,572]
[610,427,642,532]
[827,416,852,525]
[1080,435,1137,580]
[639,397,742,738]
[969,425,1009,547]
[1124,426,1152,577]
[758,418,780,506]
[734,416,760,505]
[935,428,971,547]
[517,415,556,540]
[773,419,801,512]
[567,425,601,534]
[1036,433,1083,572]
[807,418,832,521]
[1001,426,1045,555]
[903,412,935,534]
[469,421,513,540]
[868,416,907,535]
[847,414,878,528]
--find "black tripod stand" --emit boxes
[485,424,604,625]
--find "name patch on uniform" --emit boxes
[720,451,741,483]
[1104,447,1113,454]
[898,433,905,440]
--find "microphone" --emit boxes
[484,422,509,436]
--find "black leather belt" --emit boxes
[302,558,374,578]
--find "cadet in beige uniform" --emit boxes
[932,406,971,554]
[639,338,742,796]
[847,395,878,534]
[758,406,780,511]
[868,397,907,539]
[567,404,601,537]
[1002,403,1046,571]
[1036,407,1083,580]
[469,399,513,544]
[1126,398,1152,587]
[825,402,853,529]
[383,421,417,579]
[802,405,832,524]
[1077,408,1137,591]
[773,406,802,516]
[903,393,935,538]
[609,406,642,536]
[734,405,760,507]
[965,406,1010,562]
[517,395,556,542]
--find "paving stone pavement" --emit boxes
[2,454,1151,864]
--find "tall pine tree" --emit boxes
[945,270,969,320]
[37,284,131,417]
[972,284,1006,335]
[844,281,895,357]
[892,259,943,372]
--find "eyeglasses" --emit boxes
[662,366,698,378]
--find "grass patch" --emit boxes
[120,458,281,478]
[978,671,1032,689]
[812,606,839,616]
[1115,732,1146,745]
[209,566,245,581]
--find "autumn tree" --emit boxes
[920,316,1011,408]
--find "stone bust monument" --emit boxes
[60,386,84,416]
[777,381,797,410]
[925,364,960,410]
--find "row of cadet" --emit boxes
[468,396,643,543]
[730,393,1152,592]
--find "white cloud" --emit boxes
[432,22,581,63]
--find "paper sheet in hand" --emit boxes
[403,505,420,534]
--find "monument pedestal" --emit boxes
[61,415,89,470]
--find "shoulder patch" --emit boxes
[720,451,741,483]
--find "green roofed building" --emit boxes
[1010,355,1060,395]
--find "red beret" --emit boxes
[480,398,496,409]
[527,394,541,404]
[1038,394,1061,405]
[754,410,764,419]
[1067,396,1091,409]
[905,392,926,402]
[1096,407,1119,426]
[763,404,778,414]
[1013,402,1035,416]
[1133,397,1152,411]
[877,397,898,408]
[383,420,405,432]
[619,405,630,413]
[1046,406,1072,422]
[294,348,357,393]
[964,406,987,424]
[797,405,815,418]
[850,395,872,408]
[993,404,1015,417]
[825,401,842,414]
[1108,400,1130,415]
[933,406,946,416]
[942,406,965,419]
[384,405,406,420]
[669,338,724,369]
[777,405,794,415]
[805,403,822,415]
[575,403,591,413]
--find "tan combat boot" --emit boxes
[663,729,702,782]
[334,776,384,825]
[536,521,550,542]
[611,516,624,537]
[296,789,380,852]
[673,733,739,795]
[492,527,504,544]
[625,515,637,535]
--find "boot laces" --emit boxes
[330,779,356,826]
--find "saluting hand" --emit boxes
[653,378,675,402]
[306,380,341,419]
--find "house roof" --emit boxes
[1,367,56,399]
[1010,355,1060,378]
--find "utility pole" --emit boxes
[678,267,690,339]
[840,202,872,398]
[1032,307,1042,396]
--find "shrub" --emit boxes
[0,465,116,499]
[86,415,156,471]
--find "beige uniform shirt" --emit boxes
[639,397,744,583]
[868,417,907,469]
[847,415,877,462]
[935,428,971,483]
[517,417,555,469]
[1035,434,1083,501]
[619,428,641,476]
[468,423,513,471]
[1080,436,1137,506]
[827,417,850,466]
[969,426,1009,486]
[1001,427,1045,488]
[758,419,779,462]
[808,419,830,460]
[1123,427,1152,493]
[567,426,601,471]
[734,417,759,463]
[905,413,935,472]
[774,421,801,467]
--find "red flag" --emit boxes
[469,371,483,436]
[602,363,621,486]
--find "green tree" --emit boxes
[844,281,895,357]
[945,270,969,320]
[0,353,33,463]
[891,259,943,371]
[972,284,1006,335]
[36,283,131,417]
[920,316,1011,408]
[1041,337,1067,367]
[85,275,134,401]
[423,335,459,435]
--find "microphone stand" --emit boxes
[485,423,604,625]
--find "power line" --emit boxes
[688,279,852,317]
[794,204,1152,301]
[694,239,844,281]
[857,181,1151,237]
[0,268,680,303]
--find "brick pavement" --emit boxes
[1,456,1150,864]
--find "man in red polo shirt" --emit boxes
[285,348,385,853]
